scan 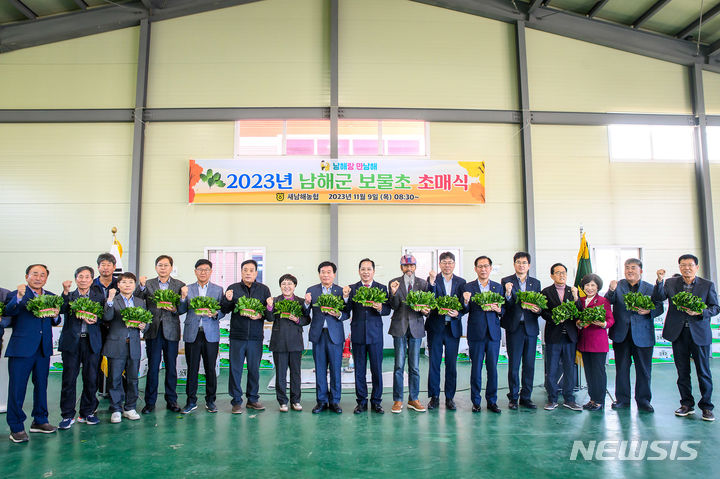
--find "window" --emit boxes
[708,126,720,163]
[235,120,428,157]
[205,247,266,290]
[591,246,642,294]
[608,125,694,162]
[402,246,463,280]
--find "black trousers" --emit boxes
[582,351,607,404]
[273,351,302,405]
[613,334,653,406]
[60,336,100,418]
[184,330,219,405]
[672,326,714,410]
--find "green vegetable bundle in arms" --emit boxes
[435,295,463,315]
[120,307,153,328]
[515,291,548,310]
[353,287,388,308]
[153,289,181,310]
[69,297,104,322]
[189,296,221,317]
[672,291,707,314]
[578,305,606,328]
[623,292,655,312]
[234,296,266,317]
[471,291,505,311]
[404,291,437,312]
[26,294,64,318]
[0,301,4,317]
[275,299,303,319]
[551,301,579,325]
[313,294,345,316]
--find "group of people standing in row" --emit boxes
[0,251,717,444]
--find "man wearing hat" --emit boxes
[388,254,429,414]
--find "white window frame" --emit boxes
[608,124,694,163]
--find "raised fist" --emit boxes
[62,280,73,292]
[343,285,351,298]
[108,288,117,302]
[266,297,274,308]
[225,290,234,301]
[505,282,513,294]
[463,291,471,303]
[390,280,400,294]
[656,269,666,282]
[305,292,313,304]
[571,287,579,301]
[609,280,617,291]
[180,286,188,299]
[139,276,147,287]
[428,270,437,284]
[17,284,26,298]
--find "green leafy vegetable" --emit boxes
[551,301,579,325]
[435,295,463,314]
[189,296,221,316]
[623,292,655,312]
[199,169,226,188]
[275,299,303,319]
[234,296,266,317]
[26,294,64,318]
[69,297,103,321]
[471,292,505,311]
[404,290,437,312]
[120,306,153,327]
[153,289,181,310]
[578,305,606,328]
[516,291,548,310]
[312,293,345,316]
[672,291,707,314]
[0,301,4,317]
[352,287,388,307]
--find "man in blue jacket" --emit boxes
[605,258,663,413]
[5,264,61,443]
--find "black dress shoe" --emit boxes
[141,405,155,414]
[166,403,181,413]
[312,402,328,414]
[588,402,604,411]
[445,399,456,411]
[611,401,630,410]
[675,405,695,417]
[637,403,654,413]
[472,404,482,413]
[519,399,537,409]
[487,403,502,414]
[427,397,440,410]
[328,403,342,414]
[702,409,715,421]
[354,404,367,414]
[371,404,384,414]
[508,401,518,410]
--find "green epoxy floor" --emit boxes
[1,358,718,478]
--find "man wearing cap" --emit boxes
[388,254,429,414]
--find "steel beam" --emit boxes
[587,0,609,19]
[8,0,37,20]
[73,0,89,10]
[676,3,720,40]
[0,109,132,123]
[144,107,328,122]
[632,0,671,29]
[531,111,696,126]
[341,107,521,123]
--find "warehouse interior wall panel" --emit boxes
[0,123,133,292]
[338,0,518,110]
[526,29,692,115]
[0,28,138,109]
[704,70,720,115]
[147,0,329,108]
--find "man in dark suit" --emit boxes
[462,256,504,413]
[221,259,272,414]
[103,273,146,424]
[388,254,429,414]
[501,252,542,410]
[540,263,582,412]
[304,261,349,414]
[425,252,466,411]
[5,264,61,443]
[177,259,225,414]
[134,255,185,414]
[0,287,10,352]
[605,258,663,412]
[92,252,118,399]
[58,266,105,429]
[343,258,391,414]
[652,254,720,421]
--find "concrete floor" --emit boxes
[1,357,718,478]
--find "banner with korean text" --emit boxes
[189,158,485,204]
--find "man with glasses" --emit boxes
[501,252,542,410]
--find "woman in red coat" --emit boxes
[577,273,614,411]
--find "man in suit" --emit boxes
[304,261,349,414]
[5,264,61,443]
[221,259,272,414]
[103,272,146,424]
[425,252,466,411]
[653,254,720,421]
[57,266,105,429]
[462,256,504,413]
[135,255,186,414]
[92,252,118,399]
[177,259,225,414]
[501,252,542,410]
[540,263,582,412]
[343,258,391,414]
[0,286,10,352]
[605,258,663,412]
[388,254,429,414]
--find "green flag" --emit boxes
[574,232,592,296]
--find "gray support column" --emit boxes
[515,21,537,277]
[127,18,151,274]
[690,64,718,283]
[329,0,339,266]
